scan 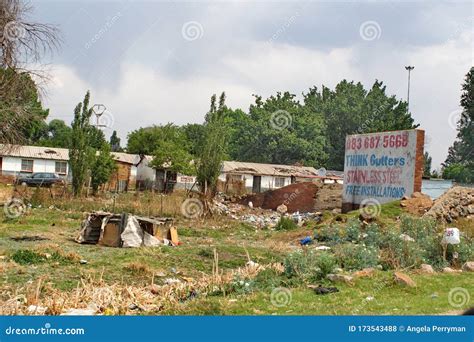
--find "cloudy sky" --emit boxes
[32,0,472,169]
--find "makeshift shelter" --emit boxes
[76,211,178,247]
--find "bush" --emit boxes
[275,217,298,231]
[284,250,336,282]
[11,249,45,265]
[333,243,379,270]
[315,224,344,244]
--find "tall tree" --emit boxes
[69,91,94,196]
[109,130,122,152]
[196,92,229,197]
[91,143,116,194]
[423,152,432,178]
[37,119,71,148]
[0,68,49,144]
[0,0,60,145]
[443,67,474,183]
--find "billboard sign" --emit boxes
[342,129,425,212]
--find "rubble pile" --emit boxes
[238,182,319,213]
[423,186,474,222]
[212,199,322,228]
[400,192,433,215]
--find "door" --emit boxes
[252,176,261,193]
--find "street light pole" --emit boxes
[92,104,106,128]
[405,66,414,114]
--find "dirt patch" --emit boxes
[400,192,433,215]
[238,182,319,213]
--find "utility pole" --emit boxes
[405,66,414,114]
[92,104,106,128]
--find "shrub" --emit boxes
[11,249,45,265]
[333,243,379,270]
[284,250,336,282]
[315,224,344,244]
[275,217,298,231]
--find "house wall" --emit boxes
[106,162,131,192]
[0,157,69,177]
[219,172,291,193]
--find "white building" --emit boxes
[0,145,69,179]
[219,161,321,193]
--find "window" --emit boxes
[21,159,33,172]
[55,161,67,175]
[275,177,286,187]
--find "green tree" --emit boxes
[443,67,474,183]
[88,126,107,150]
[91,143,116,194]
[423,152,432,178]
[70,91,95,196]
[150,140,194,175]
[323,80,417,170]
[109,130,122,152]
[127,124,186,155]
[0,68,49,144]
[37,119,72,148]
[196,92,229,197]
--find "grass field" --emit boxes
[0,186,473,315]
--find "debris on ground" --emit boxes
[441,227,461,245]
[10,235,49,242]
[423,186,474,222]
[76,212,177,248]
[400,192,433,215]
[309,285,340,295]
[212,198,323,228]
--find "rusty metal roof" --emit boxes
[222,161,319,177]
[0,144,69,161]
[111,152,140,164]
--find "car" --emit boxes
[16,173,65,187]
